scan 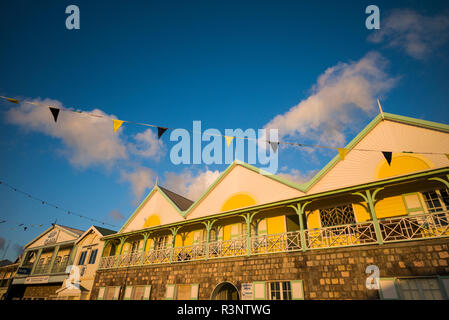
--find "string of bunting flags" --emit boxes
[0,217,48,231]
[0,179,119,229]
[1,95,449,167]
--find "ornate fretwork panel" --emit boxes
[319,204,356,227]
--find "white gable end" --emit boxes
[308,120,449,194]
[187,164,304,220]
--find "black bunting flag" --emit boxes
[49,107,60,122]
[158,126,168,139]
[382,151,392,166]
[269,141,279,153]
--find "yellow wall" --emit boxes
[374,196,408,218]
[175,232,194,247]
[307,210,321,229]
[143,214,161,228]
[266,216,285,234]
[375,154,432,179]
[221,193,256,212]
[353,203,371,222]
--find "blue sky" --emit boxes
[1,0,449,261]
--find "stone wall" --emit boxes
[91,238,449,300]
[23,284,62,300]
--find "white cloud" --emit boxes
[277,168,318,184]
[163,168,221,201]
[264,52,396,147]
[6,98,128,168]
[108,209,125,221]
[129,128,165,161]
[121,166,156,201]
[368,9,449,60]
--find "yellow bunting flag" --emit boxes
[445,154,449,161]
[113,119,124,132]
[224,136,235,147]
[7,98,19,104]
[338,148,348,161]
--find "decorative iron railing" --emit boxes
[97,212,449,269]
[304,221,378,249]
[33,263,51,275]
[380,211,449,242]
[99,256,116,269]
[251,231,302,254]
[116,252,143,267]
[209,237,247,258]
[143,247,171,265]
[51,261,70,273]
[172,243,207,262]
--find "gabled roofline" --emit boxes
[24,224,83,249]
[182,160,306,218]
[118,185,187,233]
[297,112,449,192]
[75,225,116,244]
[103,166,449,240]
[117,112,449,232]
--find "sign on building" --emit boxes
[25,276,50,284]
[44,230,59,245]
[241,283,253,300]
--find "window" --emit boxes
[124,285,152,300]
[422,191,443,212]
[88,249,98,264]
[319,204,356,227]
[165,284,199,300]
[398,278,444,300]
[422,189,449,226]
[253,280,303,300]
[103,286,120,300]
[154,236,169,250]
[267,281,292,300]
[379,277,447,300]
[78,251,87,265]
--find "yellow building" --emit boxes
[90,113,449,300]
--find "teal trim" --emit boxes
[190,284,199,300]
[290,280,304,300]
[402,192,425,214]
[113,286,121,300]
[143,285,152,300]
[300,113,449,192]
[429,177,449,189]
[437,276,449,300]
[165,284,176,300]
[123,286,133,300]
[103,167,449,242]
[379,278,400,300]
[97,287,105,300]
[253,281,266,300]
[48,245,60,274]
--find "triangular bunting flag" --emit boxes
[49,107,60,122]
[224,136,235,147]
[445,154,449,161]
[269,141,279,153]
[338,148,348,161]
[382,151,392,166]
[113,119,124,132]
[157,126,168,139]
[7,98,19,104]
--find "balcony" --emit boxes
[98,211,449,270]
